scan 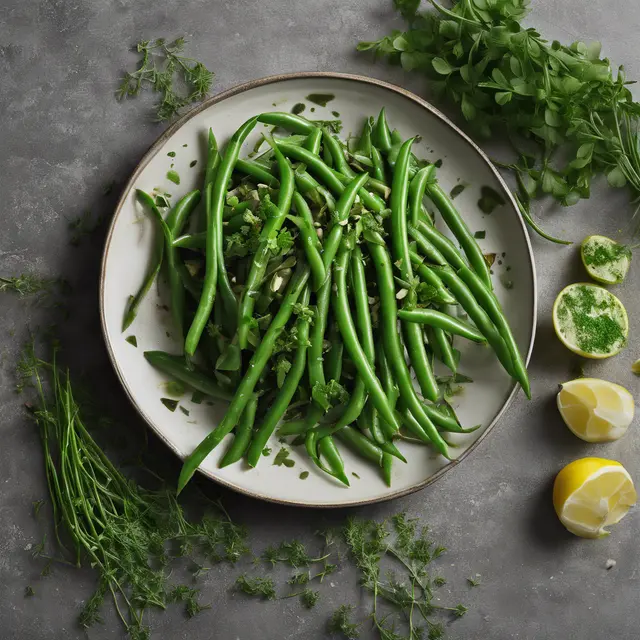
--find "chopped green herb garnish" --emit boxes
[179,406,190,416]
[273,447,295,468]
[474,230,486,240]
[291,102,306,115]
[125,335,138,347]
[306,93,335,107]
[434,158,443,168]
[163,380,186,397]
[262,447,272,457]
[450,183,467,199]
[167,170,180,185]
[191,391,204,404]
[352,472,360,479]
[478,186,506,214]
[167,151,176,157]
[161,398,179,412]
[0,275,60,298]
[299,471,309,480]
[24,586,35,597]
[331,110,340,118]
[190,160,198,168]
[484,253,496,267]
[467,576,481,587]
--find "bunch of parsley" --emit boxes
[359,0,640,239]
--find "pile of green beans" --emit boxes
[126,107,530,494]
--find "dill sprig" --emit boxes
[235,574,277,600]
[341,513,466,640]
[24,344,247,638]
[329,605,361,639]
[117,37,214,121]
[0,275,61,298]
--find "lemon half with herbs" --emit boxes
[553,458,637,538]
[557,378,634,442]
[581,235,632,285]
[552,283,628,358]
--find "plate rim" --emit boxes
[100,71,538,508]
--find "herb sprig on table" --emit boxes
[359,0,640,239]
[117,37,214,121]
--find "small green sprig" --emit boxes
[117,37,214,121]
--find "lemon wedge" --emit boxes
[553,458,637,538]
[581,235,632,285]
[552,283,628,358]
[557,378,635,442]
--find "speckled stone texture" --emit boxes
[1,0,640,638]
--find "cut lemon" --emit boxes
[553,458,637,538]
[557,378,635,442]
[552,283,628,358]
[581,235,632,285]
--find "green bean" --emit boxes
[294,168,336,212]
[123,219,163,331]
[351,152,374,169]
[432,326,458,373]
[136,190,185,341]
[407,224,450,267]
[425,181,493,290]
[288,199,325,290]
[372,107,392,152]
[398,308,487,343]
[457,265,530,397]
[165,190,202,236]
[246,285,312,467]
[389,138,439,403]
[322,143,334,168]
[144,351,232,402]
[325,321,344,382]
[317,436,349,486]
[303,127,323,154]
[335,426,383,466]
[323,128,355,178]
[390,128,403,146]
[409,165,435,228]
[185,117,257,356]
[367,241,450,458]
[413,259,457,305]
[237,141,295,349]
[257,111,315,135]
[356,118,373,156]
[292,189,318,233]
[421,402,479,434]
[177,263,310,493]
[333,244,402,432]
[204,128,220,190]
[398,404,435,444]
[332,170,389,207]
[219,393,259,468]
[427,263,516,380]
[333,172,370,224]
[382,453,393,487]
[276,143,384,213]
[371,145,386,183]
[287,216,325,291]
[235,158,280,187]
[173,233,205,250]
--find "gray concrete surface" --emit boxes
[1,0,640,638]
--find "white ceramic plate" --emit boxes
[101,72,536,507]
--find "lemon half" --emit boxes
[581,235,632,285]
[553,458,637,539]
[552,283,628,358]
[557,378,635,442]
